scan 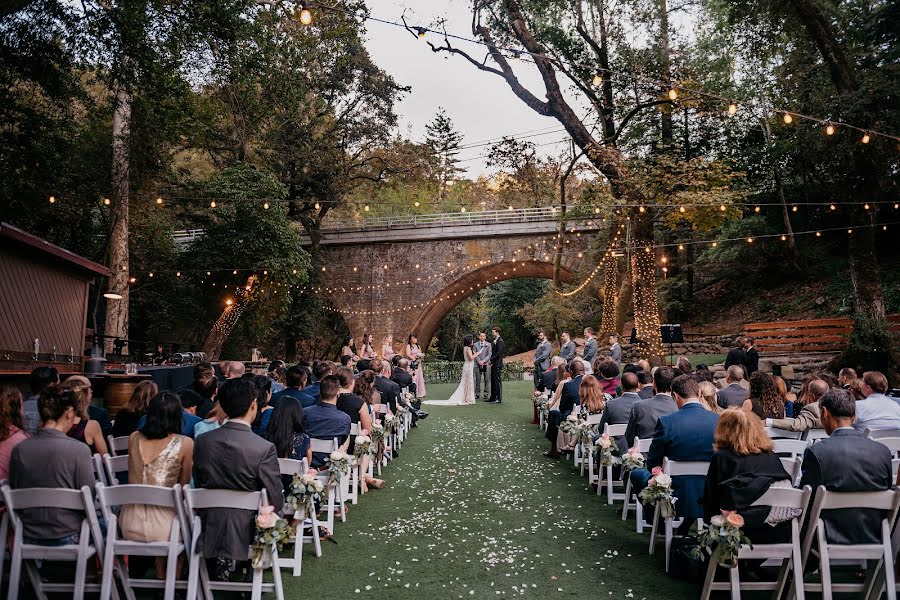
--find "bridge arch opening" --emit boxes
[411,260,577,348]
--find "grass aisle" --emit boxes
[283,381,695,599]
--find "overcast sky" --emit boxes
[363,0,571,177]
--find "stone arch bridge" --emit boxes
[304,208,601,352]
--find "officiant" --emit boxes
[473,332,491,401]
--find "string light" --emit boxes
[414,201,420,207]
[104,198,111,206]
[727,102,737,116]
[830,203,836,210]
[825,124,835,136]
[792,205,798,212]
[156,197,163,205]
[783,113,793,124]
[210,201,216,208]
[363,204,369,212]
[48,196,55,204]
[592,73,603,86]
[263,202,270,209]
[668,89,678,101]
[299,5,313,25]
[862,132,871,144]
[314,202,321,210]
[754,205,760,213]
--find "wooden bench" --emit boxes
[745,315,900,355]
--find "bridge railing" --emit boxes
[172,229,206,249]
[322,206,566,231]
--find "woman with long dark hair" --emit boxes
[0,385,27,480]
[266,399,311,464]
[340,336,358,363]
[743,371,785,420]
[111,380,158,437]
[249,375,273,435]
[119,391,193,579]
[61,376,108,455]
[360,333,376,360]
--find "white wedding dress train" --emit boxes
[424,349,476,406]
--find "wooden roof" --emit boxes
[0,222,109,279]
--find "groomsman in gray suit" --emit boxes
[473,331,492,400]
[558,332,575,363]
[582,327,598,366]
[533,332,552,389]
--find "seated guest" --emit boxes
[178,363,217,419]
[268,360,287,394]
[544,360,583,458]
[703,408,793,544]
[61,376,108,455]
[637,359,651,374]
[848,378,866,400]
[838,367,857,390]
[336,367,384,492]
[637,370,655,399]
[559,374,604,452]
[9,384,95,545]
[372,358,401,413]
[768,378,828,432]
[694,367,714,383]
[855,370,900,431]
[391,358,417,397]
[0,386,28,480]
[800,388,893,544]
[303,375,351,469]
[716,366,749,409]
[339,355,353,368]
[631,374,718,523]
[23,366,59,435]
[194,402,227,437]
[594,359,621,396]
[598,372,641,450]
[249,375,274,436]
[219,360,245,380]
[773,376,796,415]
[272,365,315,408]
[193,378,283,579]
[675,356,692,375]
[111,380,158,437]
[625,366,678,447]
[265,398,311,493]
[697,381,723,414]
[742,371,785,420]
[137,387,203,438]
[119,392,193,579]
[302,362,333,402]
[537,356,566,395]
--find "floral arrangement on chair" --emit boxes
[558,413,579,435]
[383,413,400,434]
[353,434,372,460]
[534,396,550,420]
[593,432,619,467]
[251,505,291,568]
[326,450,351,486]
[638,467,676,518]
[620,445,645,472]
[694,512,752,568]
[285,471,324,517]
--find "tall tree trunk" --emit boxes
[657,0,674,149]
[600,254,618,335]
[104,87,131,355]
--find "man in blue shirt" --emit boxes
[272,365,316,408]
[303,375,351,468]
[301,362,333,403]
[137,390,202,438]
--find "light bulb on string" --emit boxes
[792,205,798,212]
[830,203,836,210]
[414,201,420,208]
[103,198,111,206]
[783,113,793,124]
[862,132,871,144]
[679,205,685,213]
[727,102,737,116]
[48,196,56,204]
[155,197,163,205]
[668,89,678,100]
[754,205,760,213]
[864,203,870,210]
[314,202,320,210]
[719,204,726,211]
[263,202,269,210]
[592,73,603,86]
[210,201,216,208]
[299,5,313,25]
[825,123,835,136]
[364,204,369,212]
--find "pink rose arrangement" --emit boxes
[696,510,751,568]
[251,504,291,568]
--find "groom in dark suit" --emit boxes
[488,327,505,403]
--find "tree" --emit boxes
[425,108,465,204]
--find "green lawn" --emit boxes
[281,381,696,599]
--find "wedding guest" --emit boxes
[303,375,351,468]
[742,372,785,420]
[61,376,108,455]
[268,360,287,394]
[220,360,245,379]
[302,362,333,402]
[178,363,217,419]
[698,381,723,414]
[249,375,274,436]
[340,336,358,363]
[768,378,827,432]
[702,408,793,544]
[694,366,714,383]
[111,380,158,437]
[637,359,651,374]
[716,365,749,409]
[637,371,654,399]
[799,388,893,544]
[272,365,315,408]
[372,358,401,413]
[537,356,566,395]
[608,334,622,365]
[594,359,621,396]
[625,366,678,447]
[724,336,747,370]
[838,367,857,389]
[119,391,193,579]
[265,399,311,471]
[382,335,395,362]
[582,328,598,365]
[23,365,59,435]
[675,356,691,375]
[404,334,427,399]
[558,332,575,363]
[192,378,283,580]
[136,388,202,439]
[631,375,718,523]
[194,402,227,437]
[336,367,384,491]
[9,384,95,545]
[391,358,417,398]
[743,337,759,376]
[0,385,28,480]
[544,361,583,458]
[773,376,796,415]
[854,370,900,431]
[598,372,640,451]
[557,374,603,453]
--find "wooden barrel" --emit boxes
[101,374,152,417]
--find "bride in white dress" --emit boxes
[424,335,476,406]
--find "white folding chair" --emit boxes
[276,458,321,576]
[309,438,346,526]
[772,438,809,458]
[621,438,654,533]
[874,437,900,457]
[2,484,113,600]
[649,458,709,572]
[599,423,628,505]
[795,487,900,600]
[107,435,130,457]
[183,488,284,600]
[867,428,900,441]
[346,424,361,505]
[103,454,130,486]
[866,490,900,599]
[375,405,390,471]
[765,426,803,440]
[585,413,604,487]
[97,483,188,600]
[779,456,803,486]
[93,454,110,486]
[699,486,811,600]
[802,428,829,442]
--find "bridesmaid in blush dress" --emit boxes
[382,335,395,363]
[404,334,426,399]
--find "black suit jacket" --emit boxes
[374,375,401,412]
[537,369,558,394]
[799,428,893,545]
[491,337,505,366]
[192,422,284,560]
[391,368,416,396]
[744,347,759,376]
[559,375,583,418]
[724,347,747,371]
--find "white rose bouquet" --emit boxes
[620,445,645,472]
[638,467,677,518]
[286,472,324,515]
[593,432,619,467]
[559,413,579,435]
[353,434,372,460]
[251,505,291,568]
[383,413,400,434]
[326,450,351,486]
[695,512,751,568]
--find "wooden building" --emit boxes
[0,222,108,373]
